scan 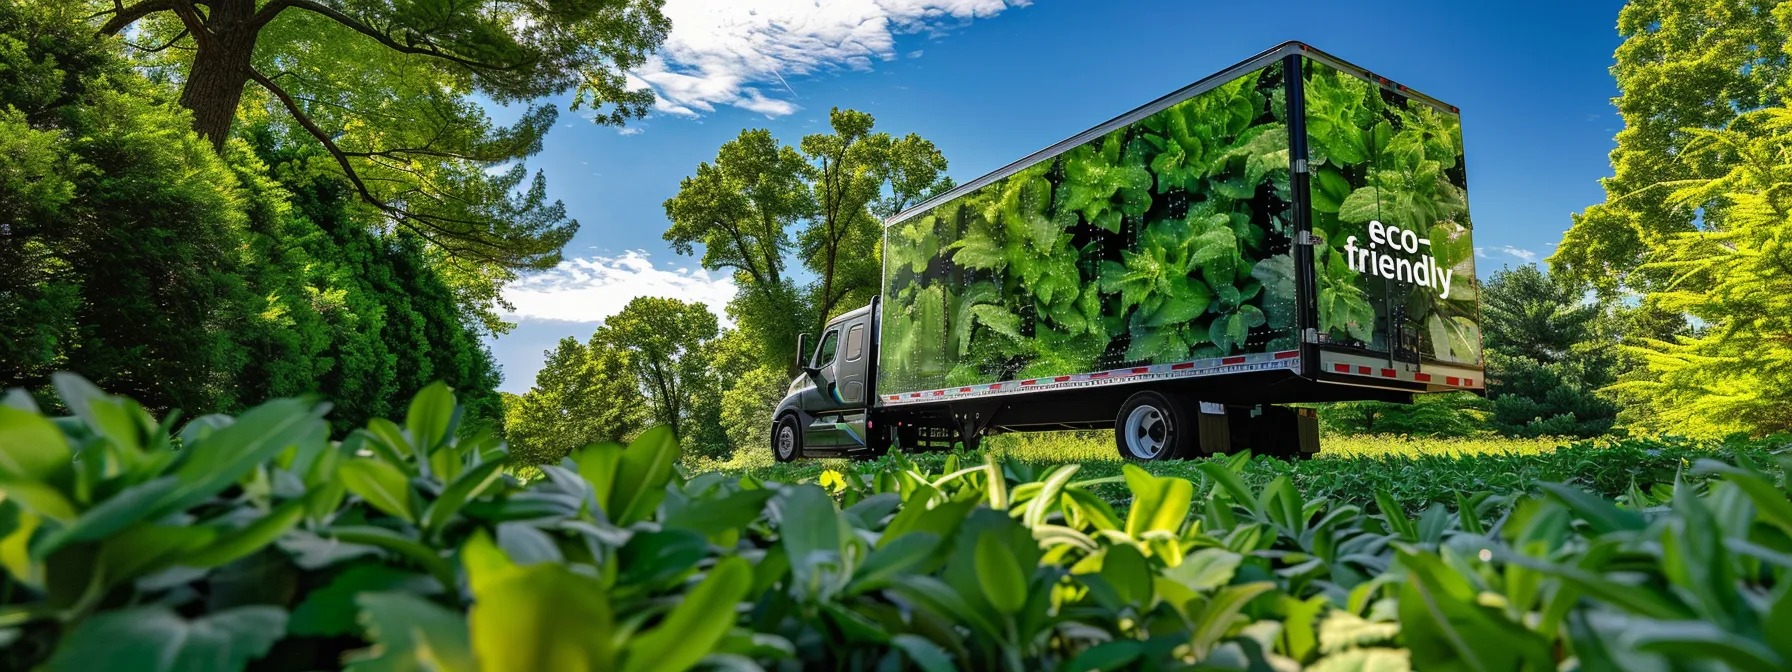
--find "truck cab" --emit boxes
[770,302,877,461]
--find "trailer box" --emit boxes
[771,42,1482,461]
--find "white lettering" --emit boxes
[1439,266,1454,299]
[1400,228,1419,254]
[1369,221,1386,248]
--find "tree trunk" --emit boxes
[177,0,260,149]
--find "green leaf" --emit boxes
[1337,187,1383,224]
[1098,543,1152,606]
[1311,168,1352,213]
[340,459,417,523]
[1306,648,1412,672]
[422,457,507,536]
[1539,483,1646,534]
[406,381,458,454]
[184,499,307,569]
[974,530,1028,615]
[344,592,474,672]
[291,566,443,638]
[46,606,286,672]
[610,426,680,525]
[0,405,72,481]
[622,556,752,672]
[464,532,616,672]
[1123,465,1194,537]
[1165,547,1242,591]
[1064,640,1143,672]
[847,532,939,594]
[890,634,956,672]
[325,526,456,591]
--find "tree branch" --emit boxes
[261,0,527,72]
[96,0,175,35]
[249,68,506,264]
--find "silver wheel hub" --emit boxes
[1124,405,1168,459]
[777,425,796,457]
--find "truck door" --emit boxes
[835,322,868,404]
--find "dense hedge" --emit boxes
[1,377,1788,670]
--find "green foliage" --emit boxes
[1480,265,1620,437]
[602,297,728,458]
[92,0,672,328]
[664,111,950,377]
[501,335,645,466]
[0,3,504,430]
[5,377,1790,671]
[1555,2,1792,436]
[1553,0,1792,293]
[882,63,1296,392]
[1318,392,1492,439]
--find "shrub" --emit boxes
[1,376,1789,670]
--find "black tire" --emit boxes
[1114,391,1199,461]
[773,415,803,462]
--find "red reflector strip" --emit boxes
[1333,363,1350,373]
[910,393,921,398]
[1380,368,1396,378]
[1054,376,1071,382]
[1021,380,1037,386]
[1464,378,1476,387]
[1445,377,1460,386]
[1357,366,1373,375]
[932,390,945,396]
[1171,363,1195,370]
[1413,373,1433,383]
[889,395,901,401]
[989,383,1002,390]
[1221,356,1246,365]
[1131,367,1150,374]
[1274,351,1299,359]
[959,387,972,393]
[1090,372,1109,379]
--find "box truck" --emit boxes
[771,42,1483,461]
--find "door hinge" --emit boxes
[1293,159,1309,174]
[1303,328,1321,344]
[1297,230,1324,246]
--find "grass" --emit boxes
[685,430,1789,511]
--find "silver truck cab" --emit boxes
[769,301,877,461]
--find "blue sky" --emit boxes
[488,0,1628,393]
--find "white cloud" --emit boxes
[502,251,737,324]
[633,0,1032,118]
[617,127,644,136]
[1491,246,1539,263]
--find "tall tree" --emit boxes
[1554,0,1792,436]
[1552,0,1790,294]
[663,110,950,373]
[89,0,670,331]
[502,334,644,466]
[1480,265,1620,437]
[663,129,813,373]
[799,108,951,341]
[603,297,720,448]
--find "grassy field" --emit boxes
[688,430,1783,511]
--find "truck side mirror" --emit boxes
[795,333,812,371]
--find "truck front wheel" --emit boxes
[1115,391,1197,461]
[774,416,803,462]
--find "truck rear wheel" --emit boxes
[774,416,803,462]
[1115,391,1198,461]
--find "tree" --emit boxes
[1554,1,1792,436]
[1480,265,1620,438]
[2,3,505,428]
[663,110,950,373]
[1552,0,1790,294]
[1317,392,1491,438]
[501,335,644,465]
[89,0,671,331]
[604,297,723,453]
[663,129,813,373]
[798,108,952,342]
